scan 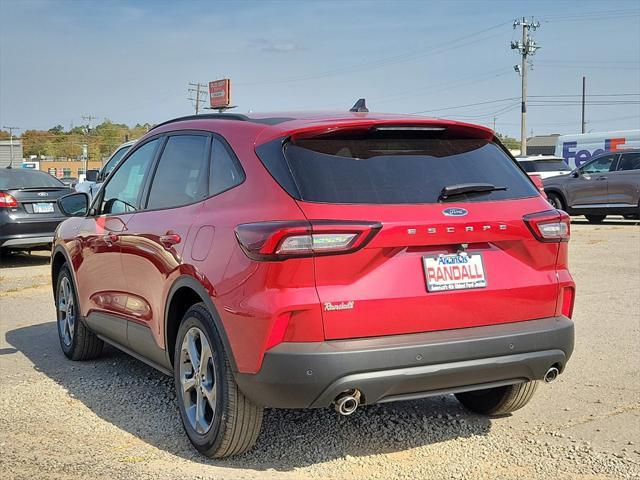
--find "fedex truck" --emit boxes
[555,130,640,170]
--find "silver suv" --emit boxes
[544,150,640,223]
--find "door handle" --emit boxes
[596,176,607,180]
[159,233,181,248]
[103,233,119,245]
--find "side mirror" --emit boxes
[85,169,99,182]
[570,170,581,178]
[58,192,90,217]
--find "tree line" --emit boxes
[0,121,152,160]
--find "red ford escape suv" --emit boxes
[52,110,575,458]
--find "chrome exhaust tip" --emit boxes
[334,389,361,416]
[544,367,559,383]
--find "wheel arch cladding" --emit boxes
[51,247,70,299]
[164,275,237,371]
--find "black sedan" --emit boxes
[0,168,73,251]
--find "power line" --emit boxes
[542,9,640,21]
[536,63,640,71]
[374,67,512,105]
[495,114,640,127]
[409,93,640,115]
[235,21,511,86]
[529,93,640,97]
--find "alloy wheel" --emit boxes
[57,276,75,346]
[179,326,217,434]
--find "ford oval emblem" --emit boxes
[442,207,468,217]
[37,192,49,197]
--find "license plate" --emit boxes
[423,252,487,292]
[32,202,54,213]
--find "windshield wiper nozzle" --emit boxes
[439,183,507,201]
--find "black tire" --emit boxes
[174,303,263,458]
[55,265,104,360]
[585,214,606,224]
[546,192,565,211]
[455,381,538,415]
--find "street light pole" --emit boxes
[2,126,19,168]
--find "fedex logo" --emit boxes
[562,137,626,168]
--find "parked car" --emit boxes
[75,140,136,199]
[0,168,73,251]
[544,149,640,223]
[59,176,78,188]
[516,155,571,179]
[52,112,575,458]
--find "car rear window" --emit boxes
[521,160,570,173]
[0,170,65,189]
[261,130,539,204]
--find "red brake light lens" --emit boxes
[523,210,570,242]
[0,192,18,208]
[235,220,382,261]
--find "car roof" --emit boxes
[2,167,49,174]
[148,111,495,145]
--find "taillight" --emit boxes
[235,220,382,261]
[523,210,570,242]
[0,192,18,208]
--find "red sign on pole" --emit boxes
[209,79,231,109]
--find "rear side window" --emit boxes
[147,135,209,210]
[525,160,570,172]
[581,154,616,174]
[519,162,535,173]
[209,137,245,195]
[267,130,538,204]
[617,152,640,171]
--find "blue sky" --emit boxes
[1,0,639,137]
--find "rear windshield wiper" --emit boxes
[439,183,507,201]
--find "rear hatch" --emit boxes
[5,186,72,218]
[257,123,564,340]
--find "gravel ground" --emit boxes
[1,219,639,479]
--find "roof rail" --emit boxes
[149,113,250,132]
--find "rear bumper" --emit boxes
[1,235,54,248]
[0,215,64,248]
[235,316,574,408]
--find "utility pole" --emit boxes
[2,126,20,167]
[581,76,586,134]
[81,115,97,175]
[511,18,540,156]
[188,82,208,114]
